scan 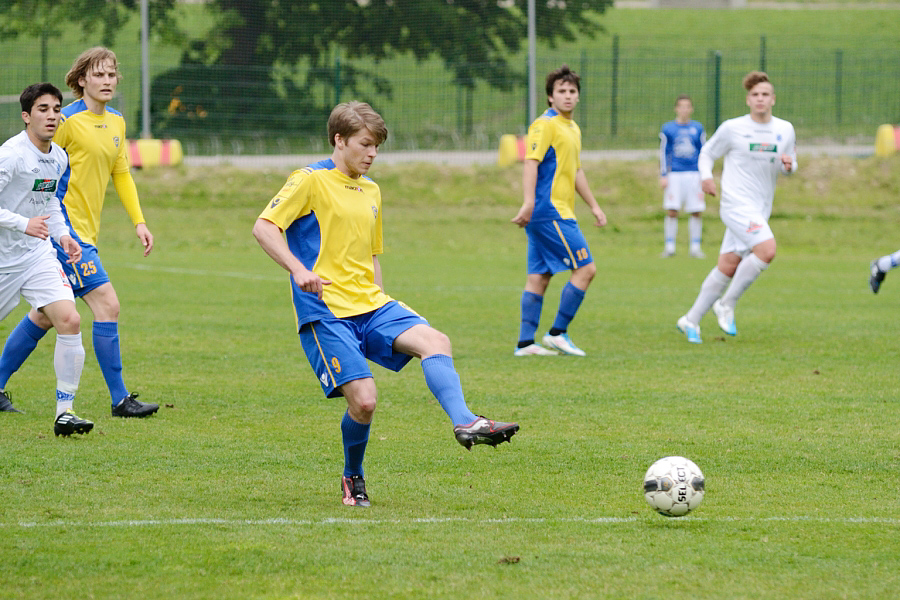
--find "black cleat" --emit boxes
[870,260,887,294]
[454,416,519,450]
[111,392,159,418]
[0,390,22,413]
[54,410,94,437]
[341,475,371,507]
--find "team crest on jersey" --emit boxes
[32,179,57,192]
[113,136,120,147]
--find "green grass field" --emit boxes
[0,153,898,598]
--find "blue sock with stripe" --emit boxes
[551,282,586,333]
[0,315,47,388]
[92,321,128,405]
[422,354,476,426]
[518,291,544,346]
[341,411,370,477]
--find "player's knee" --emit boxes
[56,309,81,335]
[428,329,453,356]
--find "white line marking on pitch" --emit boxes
[3,516,899,529]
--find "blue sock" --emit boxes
[422,354,477,426]
[0,315,47,388]
[518,291,544,345]
[551,282,586,333]
[341,412,370,478]
[92,321,128,406]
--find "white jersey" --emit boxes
[0,131,70,271]
[698,114,797,217]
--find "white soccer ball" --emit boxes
[643,456,705,517]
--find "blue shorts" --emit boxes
[525,219,593,275]
[52,239,110,297]
[299,301,429,398]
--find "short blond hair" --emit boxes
[327,102,388,147]
[743,71,771,92]
[65,47,121,99]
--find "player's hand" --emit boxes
[659,176,668,189]
[780,154,793,172]
[292,268,331,301]
[59,235,82,264]
[701,178,717,197]
[25,215,50,239]
[136,223,154,257]
[592,206,608,228]
[511,203,534,227]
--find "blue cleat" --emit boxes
[712,300,737,336]
[676,316,702,344]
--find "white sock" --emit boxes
[664,216,677,253]
[686,268,731,324]
[54,333,85,418]
[720,254,769,310]
[876,250,900,272]
[689,216,703,251]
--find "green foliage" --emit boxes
[1,154,899,597]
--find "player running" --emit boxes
[253,101,518,507]
[0,47,158,417]
[676,71,797,343]
[511,64,607,357]
[0,83,91,435]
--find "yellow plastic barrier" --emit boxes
[874,124,899,158]
[498,134,526,167]
[126,139,184,168]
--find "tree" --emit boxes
[0,0,177,80]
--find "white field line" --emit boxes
[116,263,522,291]
[3,515,899,529]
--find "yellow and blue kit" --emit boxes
[525,107,582,222]
[258,159,394,328]
[54,99,145,247]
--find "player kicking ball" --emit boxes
[253,101,518,507]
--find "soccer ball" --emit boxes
[643,456,705,517]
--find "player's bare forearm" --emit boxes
[253,218,330,299]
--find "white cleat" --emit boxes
[690,248,706,259]
[676,316,702,344]
[513,343,559,356]
[712,300,737,336]
[542,333,586,357]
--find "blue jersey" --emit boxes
[659,120,705,176]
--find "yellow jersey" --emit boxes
[524,108,582,221]
[259,159,393,325]
[54,100,143,246]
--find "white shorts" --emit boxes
[663,171,705,213]
[0,255,75,321]
[719,209,774,257]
